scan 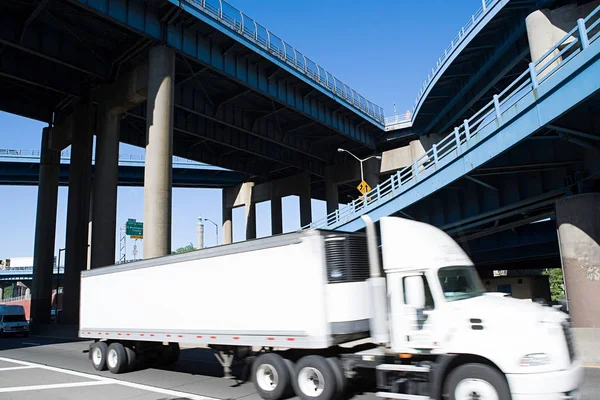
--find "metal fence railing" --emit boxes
[306,6,600,230]
[384,0,500,129]
[181,0,385,125]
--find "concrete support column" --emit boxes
[246,203,257,240]
[299,174,312,227]
[31,127,60,324]
[143,45,175,259]
[325,180,338,215]
[555,193,600,328]
[526,2,600,76]
[271,196,283,235]
[222,194,233,245]
[91,106,120,268]
[364,158,380,190]
[62,105,94,325]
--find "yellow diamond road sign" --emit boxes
[357,180,371,195]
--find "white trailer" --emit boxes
[80,216,583,400]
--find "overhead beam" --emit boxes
[547,124,600,141]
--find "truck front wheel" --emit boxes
[444,363,510,400]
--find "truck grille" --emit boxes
[324,233,370,284]
[562,322,576,363]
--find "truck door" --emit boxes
[389,273,436,351]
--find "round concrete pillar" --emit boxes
[555,193,600,328]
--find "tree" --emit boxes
[174,243,196,254]
[543,268,565,301]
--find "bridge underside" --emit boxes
[0,0,381,203]
[393,90,600,272]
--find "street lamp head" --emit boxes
[337,148,345,153]
[376,156,382,160]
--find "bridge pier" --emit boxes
[271,195,283,235]
[526,1,600,76]
[62,103,94,325]
[555,193,600,328]
[90,106,120,268]
[30,127,60,324]
[143,45,175,259]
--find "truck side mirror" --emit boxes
[404,276,426,309]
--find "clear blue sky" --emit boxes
[0,0,481,262]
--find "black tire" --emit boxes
[106,342,128,374]
[91,342,108,371]
[124,345,137,372]
[292,355,337,400]
[326,358,347,400]
[252,353,293,400]
[443,363,511,400]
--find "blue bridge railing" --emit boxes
[385,0,501,129]
[307,6,600,230]
[181,0,385,125]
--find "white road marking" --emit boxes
[0,381,112,393]
[0,357,220,399]
[0,366,37,371]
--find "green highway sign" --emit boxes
[126,218,143,237]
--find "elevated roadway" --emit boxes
[310,5,600,277]
[1,0,384,198]
[0,148,246,188]
[383,0,564,145]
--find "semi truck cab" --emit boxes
[356,216,583,400]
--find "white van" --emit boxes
[0,305,29,337]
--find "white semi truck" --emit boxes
[79,216,582,400]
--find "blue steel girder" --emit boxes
[331,28,600,233]
[0,11,111,79]
[67,0,380,149]
[423,23,530,135]
[403,138,586,233]
[123,105,327,178]
[0,160,245,188]
[175,83,331,163]
[466,220,560,267]
[0,45,84,99]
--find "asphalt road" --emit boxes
[0,335,597,399]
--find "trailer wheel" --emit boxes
[326,357,347,400]
[106,342,128,374]
[252,353,293,400]
[124,345,137,372]
[91,342,108,371]
[293,355,337,400]
[444,363,510,400]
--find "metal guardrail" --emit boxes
[0,149,208,166]
[384,0,500,129]
[181,0,385,125]
[307,6,600,230]
[0,267,62,275]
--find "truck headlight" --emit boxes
[519,353,550,367]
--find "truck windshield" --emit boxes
[438,266,486,302]
[3,315,26,323]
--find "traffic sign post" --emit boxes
[125,218,143,238]
[357,180,371,195]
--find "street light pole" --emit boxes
[199,216,219,246]
[337,148,381,183]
